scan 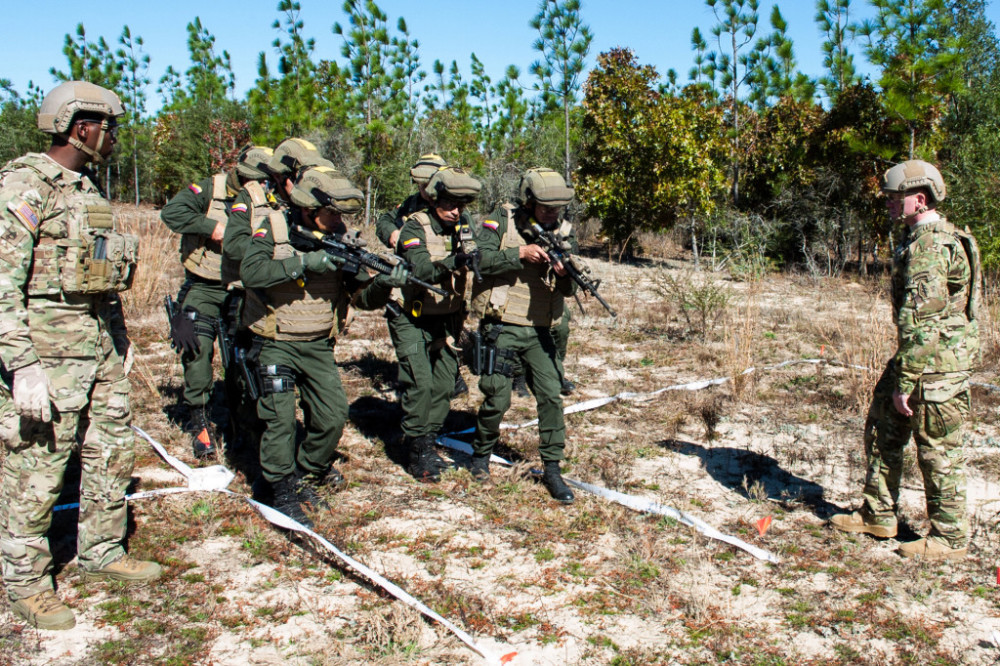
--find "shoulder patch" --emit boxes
[253,228,268,239]
[231,202,248,214]
[402,237,421,249]
[188,183,203,194]
[482,219,499,232]
[7,200,39,232]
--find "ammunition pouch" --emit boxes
[258,363,297,395]
[470,323,517,377]
[60,229,139,294]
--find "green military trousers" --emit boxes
[861,362,970,548]
[552,306,571,380]
[388,311,459,440]
[0,328,133,601]
[255,337,346,485]
[179,280,229,408]
[475,322,566,462]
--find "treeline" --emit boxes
[2,0,999,273]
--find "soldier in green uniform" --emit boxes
[0,82,161,631]
[468,168,578,503]
[241,166,406,526]
[391,167,482,482]
[161,145,272,459]
[830,160,981,561]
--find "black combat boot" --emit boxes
[407,435,447,483]
[185,407,218,460]
[512,374,530,398]
[452,373,469,398]
[293,470,331,511]
[320,466,346,491]
[271,475,314,528]
[468,454,491,481]
[251,475,273,505]
[542,461,575,504]
[560,378,576,395]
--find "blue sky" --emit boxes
[4,0,998,112]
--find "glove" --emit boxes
[169,310,201,355]
[302,251,343,274]
[452,252,473,269]
[123,345,135,376]
[381,263,411,289]
[13,363,52,423]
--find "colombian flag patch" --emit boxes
[231,203,248,214]
[402,238,421,249]
[253,228,268,238]
[482,219,499,232]
[8,200,39,231]
[188,183,203,194]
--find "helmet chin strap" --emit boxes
[66,119,109,164]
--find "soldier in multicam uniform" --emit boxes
[241,166,407,527]
[468,168,578,503]
[391,167,482,482]
[0,81,161,631]
[160,145,272,460]
[831,160,982,561]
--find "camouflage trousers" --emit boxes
[861,363,970,548]
[0,336,133,601]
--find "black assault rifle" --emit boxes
[530,222,617,318]
[288,224,448,297]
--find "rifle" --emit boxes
[458,219,482,283]
[288,224,447,297]
[530,222,617,318]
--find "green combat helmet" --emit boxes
[882,160,946,203]
[290,166,364,213]
[410,153,447,185]
[268,138,327,178]
[37,80,125,164]
[425,166,482,204]
[236,145,274,180]
[519,167,574,207]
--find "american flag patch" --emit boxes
[402,238,421,248]
[231,203,248,214]
[188,183,203,194]
[8,200,39,231]
[253,228,268,238]
[482,219,499,232]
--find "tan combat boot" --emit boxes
[10,590,75,630]
[81,554,162,583]
[829,510,897,538]
[898,538,967,561]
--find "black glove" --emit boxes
[169,309,201,355]
[451,252,474,269]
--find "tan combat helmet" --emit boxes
[882,160,946,203]
[410,153,447,185]
[425,166,481,204]
[290,166,364,214]
[519,167,574,207]
[236,145,274,180]
[37,81,125,164]
[268,138,326,178]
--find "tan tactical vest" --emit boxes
[400,211,466,316]
[243,213,348,341]
[180,173,228,281]
[4,154,138,298]
[221,181,276,289]
[471,205,567,327]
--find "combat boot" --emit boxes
[452,373,469,398]
[10,590,75,630]
[512,374,530,398]
[542,461,575,504]
[898,537,967,561]
[469,454,491,481]
[271,475,314,529]
[320,466,346,491]
[407,435,447,483]
[829,510,897,538]
[81,554,162,583]
[560,378,576,395]
[293,469,331,511]
[185,407,218,459]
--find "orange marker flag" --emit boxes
[501,652,519,664]
[820,345,825,356]
[756,515,773,537]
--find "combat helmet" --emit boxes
[410,154,447,185]
[519,168,574,207]
[37,81,125,163]
[236,145,274,180]
[425,167,481,204]
[290,166,364,214]
[268,138,326,178]
[882,160,946,203]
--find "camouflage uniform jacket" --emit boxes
[0,153,128,374]
[891,214,980,396]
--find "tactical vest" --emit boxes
[470,205,567,327]
[180,173,229,281]
[3,154,138,298]
[243,214,348,341]
[221,181,276,289]
[400,211,466,316]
